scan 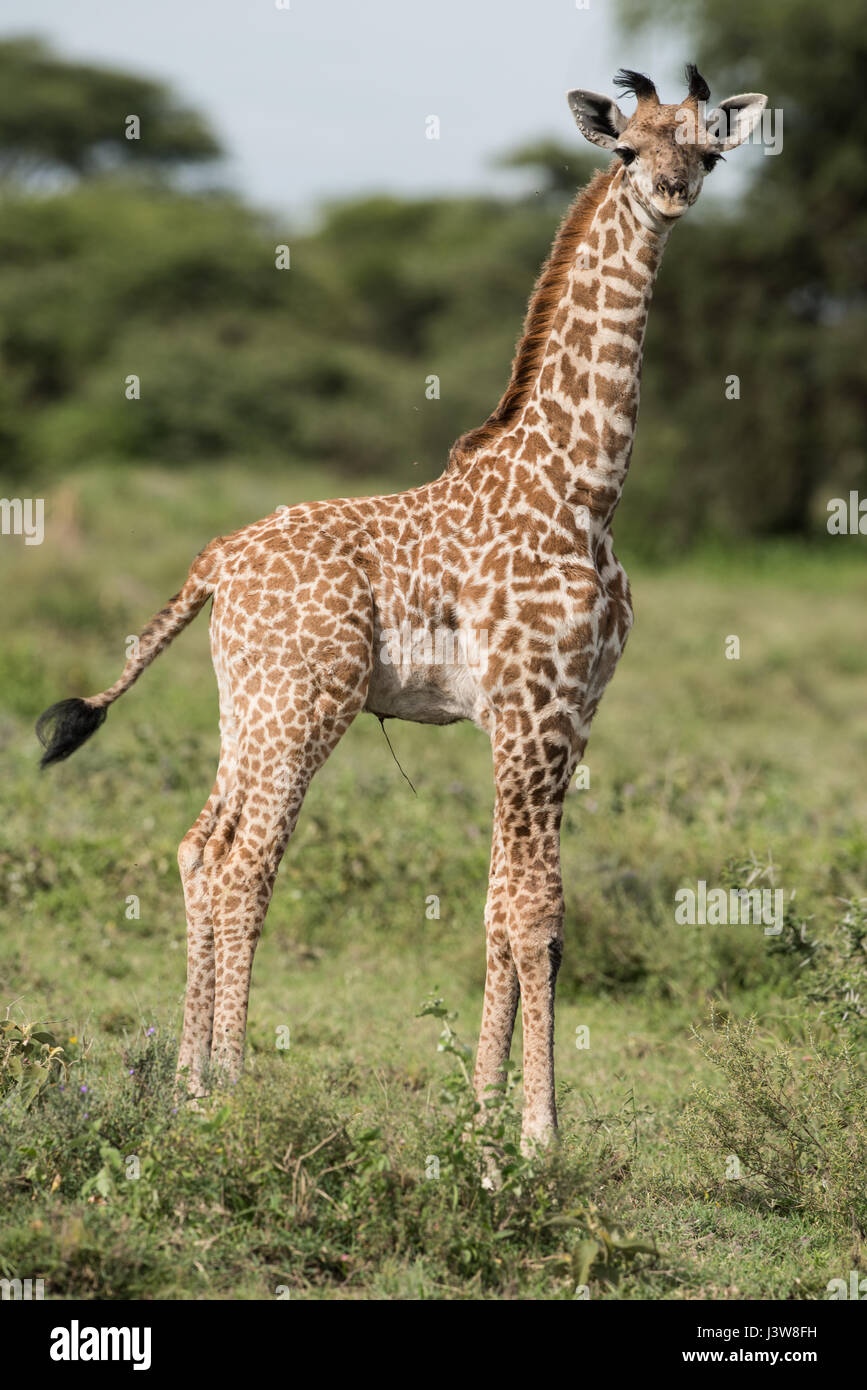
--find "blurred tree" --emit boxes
[494,138,601,200]
[619,0,867,537]
[0,38,221,185]
[0,22,862,554]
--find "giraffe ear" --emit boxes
[567,90,628,150]
[706,93,767,151]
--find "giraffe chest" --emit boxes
[582,579,633,699]
[566,556,634,730]
[479,550,633,727]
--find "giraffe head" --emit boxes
[568,66,767,225]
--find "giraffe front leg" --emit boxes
[510,904,564,1152]
[492,715,575,1154]
[474,806,519,1111]
[473,806,521,1189]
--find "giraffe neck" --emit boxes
[513,165,670,530]
[449,165,672,540]
[511,165,666,525]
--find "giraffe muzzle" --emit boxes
[652,175,689,218]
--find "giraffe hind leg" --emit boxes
[177,543,374,1087]
[176,704,240,1094]
[206,678,368,1080]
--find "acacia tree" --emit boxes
[0,38,221,184]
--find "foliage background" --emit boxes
[0,1,864,552]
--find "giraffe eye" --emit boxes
[702,151,724,172]
[614,146,636,166]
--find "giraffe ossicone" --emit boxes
[36,67,767,1151]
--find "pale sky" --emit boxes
[5,0,690,219]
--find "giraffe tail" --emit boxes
[35,544,220,768]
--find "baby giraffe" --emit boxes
[37,68,766,1152]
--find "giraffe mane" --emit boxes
[448,164,616,470]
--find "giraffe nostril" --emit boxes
[656,176,687,199]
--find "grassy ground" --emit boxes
[1,460,865,1299]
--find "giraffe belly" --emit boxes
[364,651,482,726]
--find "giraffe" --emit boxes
[36,68,767,1151]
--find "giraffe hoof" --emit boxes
[479,1143,504,1191]
[173,1064,210,1108]
[481,1166,503,1192]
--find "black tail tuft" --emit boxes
[36,698,107,768]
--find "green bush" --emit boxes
[680,904,867,1232]
[0,1016,69,1107]
[0,1007,658,1298]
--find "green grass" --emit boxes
[1,459,865,1299]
